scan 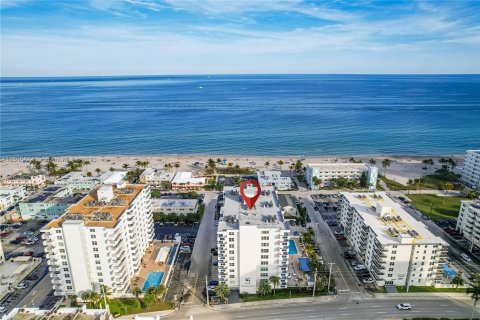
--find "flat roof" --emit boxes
[25,186,74,204]
[44,184,145,229]
[307,163,367,169]
[56,172,99,182]
[341,192,447,245]
[218,186,286,231]
[257,170,292,182]
[172,172,205,184]
[99,171,127,184]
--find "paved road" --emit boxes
[16,268,53,308]
[169,294,479,320]
[186,192,218,304]
[289,191,360,295]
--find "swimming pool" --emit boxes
[142,271,165,292]
[288,239,298,254]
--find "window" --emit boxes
[55,230,61,234]
[94,254,100,258]
[98,273,103,276]
[261,261,268,265]
[93,248,99,252]
[261,243,269,247]
[261,255,268,259]
[260,273,269,277]
[388,268,394,271]
[229,238,234,242]
[65,274,70,278]
[57,236,63,240]
[261,249,269,253]
[389,262,395,266]
[61,255,66,259]
[229,263,235,266]
[63,268,69,272]
[392,251,397,254]
[229,250,234,254]
[229,244,234,248]
[261,267,268,272]
[261,236,269,240]
[95,260,101,264]
[387,274,393,277]
[229,275,235,278]
[96,266,102,270]
[261,231,269,234]
[67,286,73,290]
[90,229,95,232]
[92,241,97,245]
[60,249,65,253]
[229,232,234,235]
[99,278,104,283]
[91,235,96,239]
[66,280,71,284]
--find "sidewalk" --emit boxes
[212,295,336,310]
[116,309,177,320]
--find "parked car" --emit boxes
[397,303,412,310]
[461,253,472,262]
[0,306,7,314]
[354,265,366,271]
[15,282,28,289]
[362,278,374,284]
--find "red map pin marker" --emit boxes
[240,179,262,209]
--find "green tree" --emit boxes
[422,159,429,169]
[257,279,272,296]
[122,163,129,170]
[81,291,91,305]
[467,191,479,199]
[406,179,414,194]
[142,293,155,308]
[45,160,58,175]
[207,158,216,170]
[86,171,92,177]
[132,286,142,300]
[452,272,464,288]
[174,163,180,170]
[30,159,42,173]
[294,160,304,173]
[269,276,280,295]
[467,282,480,319]
[381,158,392,177]
[312,176,322,189]
[143,160,150,168]
[441,182,454,203]
[277,160,284,169]
[214,283,231,303]
[368,158,376,166]
[265,161,270,169]
[95,168,101,175]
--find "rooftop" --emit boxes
[462,200,480,210]
[257,170,292,182]
[307,163,367,169]
[218,186,286,231]
[44,184,145,229]
[341,191,448,245]
[56,172,99,183]
[24,186,79,204]
[99,171,127,184]
[172,172,205,185]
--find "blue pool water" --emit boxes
[167,244,178,265]
[142,271,165,292]
[289,239,298,255]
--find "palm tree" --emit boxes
[422,159,429,170]
[264,161,270,169]
[216,158,222,164]
[228,162,233,167]
[83,160,91,171]
[132,286,142,300]
[368,159,376,166]
[207,158,216,170]
[122,163,129,170]
[312,176,322,190]
[417,177,425,194]
[441,182,454,203]
[452,272,464,288]
[45,161,58,175]
[294,160,304,173]
[174,163,180,171]
[467,282,480,319]
[289,164,295,177]
[406,179,413,194]
[257,279,272,296]
[269,276,280,295]
[143,160,150,168]
[277,160,284,169]
[135,160,142,168]
[30,159,42,173]
[95,168,101,175]
[90,291,99,308]
[147,284,166,302]
[81,291,91,305]
[381,159,392,177]
[214,283,231,303]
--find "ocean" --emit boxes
[1,74,479,157]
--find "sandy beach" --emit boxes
[0,154,464,185]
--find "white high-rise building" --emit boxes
[306,163,377,190]
[456,200,480,249]
[339,192,448,287]
[461,150,480,190]
[257,171,293,191]
[41,184,153,296]
[217,186,290,294]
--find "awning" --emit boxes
[299,257,312,273]
[441,263,457,277]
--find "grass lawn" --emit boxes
[108,298,173,316]
[396,286,466,293]
[408,194,467,219]
[380,176,406,191]
[240,289,323,302]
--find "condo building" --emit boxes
[139,168,175,187]
[306,163,378,190]
[339,192,448,287]
[41,184,153,296]
[217,186,290,294]
[55,172,101,190]
[461,150,480,190]
[456,200,480,249]
[0,186,27,212]
[151,198,199,214]
[257,170,293,191]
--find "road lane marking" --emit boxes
[341,314,351,316]
[371,306,382,308]
[271,312,280,315]
[236,317,246,319]
[335,265,349,290]
[376,312,386,314]
[307,316,316,318]
[440,304,448,306]
[305,310,314,312]
[339,307,347,310]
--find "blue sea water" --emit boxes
[1,74,479,157]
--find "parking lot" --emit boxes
[1,219,48,259]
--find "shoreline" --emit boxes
[0,153,464,185]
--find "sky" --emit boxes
[1,0,479,76]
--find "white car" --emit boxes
[208,285,217,291]
[0,306,7,313]
[25,240,35,245]
[354,265,366,271]
[461,253,472,262]
[397,303,412,310]
[15,282,28,289]
[362,278,374,284]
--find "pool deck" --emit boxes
[131,240,176,291]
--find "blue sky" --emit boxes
[1,0,479,76]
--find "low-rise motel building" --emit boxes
[41,183,154,296]
[462,150,480,190]
[306,163,378,190]
[257,170,293,191]
[0,173,46,188]
[151,198,199,214]
[339,192,448,287]
[0,186,27,212]
[217,186,290,294]
[456,200,480,250]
